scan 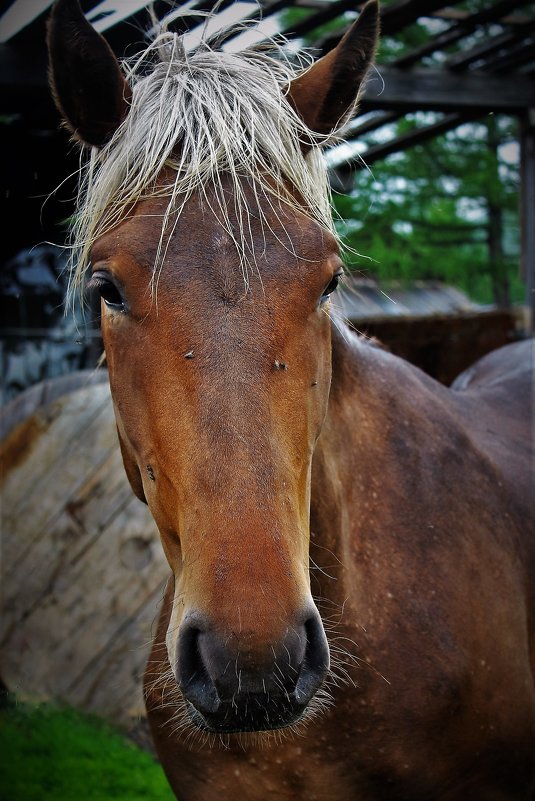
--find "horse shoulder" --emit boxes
[324,337,535,793]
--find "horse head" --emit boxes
[47,0,379,734]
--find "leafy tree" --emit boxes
[333,114,522,306]
[279,4,524,307]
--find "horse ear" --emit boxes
[288,0,379,139]
[47,0,131,147]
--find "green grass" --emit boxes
[0,698,175,801]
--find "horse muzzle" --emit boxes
[174,606,330,733]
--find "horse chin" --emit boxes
[184,698,306,735]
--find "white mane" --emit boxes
[69,12,337,301]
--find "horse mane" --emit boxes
[68,11,339,303]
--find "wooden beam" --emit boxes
[446,20,535,71]
[3,46,533,120]
[294,0,330,7]
[288,0,451,51]
[379,0,453,36]
[361,66,535,113]
[427,6,533,25]
[485,40,535,74]
[1,38,534,116]
[342,111,404,138]
[520,109,535,331]
[346,113,474,169]
[393,28,469,69]
[328,113,474,173]
[392,0,535,69]
[280,0,366,39]
[0,0,53,43]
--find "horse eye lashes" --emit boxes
[321,272,343,300]
[87,275,126,310]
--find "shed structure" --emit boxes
[1,0,533,323]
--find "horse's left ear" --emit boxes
[47,0,131,147]
[288,0,379,138]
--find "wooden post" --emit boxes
[520,109,535,332]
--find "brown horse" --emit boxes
[47,1,535,798]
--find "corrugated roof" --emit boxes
[334,278,481,320]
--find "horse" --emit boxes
[47,1,535,798]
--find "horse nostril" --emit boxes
[176,623,220,716]
[175,608,329,731]
[294,611,330,704]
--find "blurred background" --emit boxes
[1,0,534,402]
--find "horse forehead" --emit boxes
[98,189,334,280]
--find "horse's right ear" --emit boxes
[288,0,379,140]
[47,0,131,147]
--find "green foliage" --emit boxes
[279,4,524,307]
[333,115,523,306]
[379,21,431,61]
[0,699,175,801]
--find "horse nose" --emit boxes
[175,608,329,732]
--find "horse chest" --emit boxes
[171,744,356,801]
[153,662,535,801]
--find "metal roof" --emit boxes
[334,278,481,321]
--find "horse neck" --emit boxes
[309,324,459,607]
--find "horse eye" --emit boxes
[321,272,343,303]
[88,274,126,312]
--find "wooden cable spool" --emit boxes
[0,372,168,723]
